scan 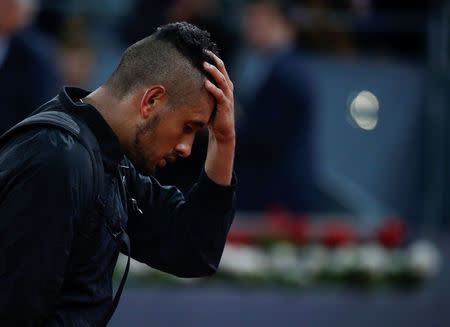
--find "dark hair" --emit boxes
[153,22,219,81]
[105,22,219,101]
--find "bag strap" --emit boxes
[103,229,130,324]
[0,111,105,218]
[0,111,80,146]
[0,110,131,326]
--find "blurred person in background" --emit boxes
[120,0,173,45]
[296,0,356,54]
[233,0,319,212]
[57,15,95,87]
[0,0,61,134]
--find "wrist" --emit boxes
[209,130,235,147]
[205,132,235,186]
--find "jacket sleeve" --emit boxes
[0,129,93,326]
[125,163,236,278]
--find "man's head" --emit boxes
[242,0,297,50]
[102,22,219,176]
[0,0,37,36]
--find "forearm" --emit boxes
[204,132,235,186]
[127,135,236,275]
[127,170,236,277]
[203,51,235,186]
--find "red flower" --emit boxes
[376,217,406,248]
[321,221,356,247]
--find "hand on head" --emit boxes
[203,51,235,145]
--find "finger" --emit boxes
[207,51,232,87]
[206,50,233,90]
[205,79,226,103]
[203,61,230,95]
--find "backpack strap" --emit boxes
[0,111,104,213]
[0,111,130,326]
[0,111,80,147]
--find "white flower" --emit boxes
[220,244,270,275]
[358,243,389,275]
[408,240,441,277]
[329,245,358,274]
[300,244,329,275]
[269,242,300,273]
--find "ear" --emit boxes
[140,85,167,119]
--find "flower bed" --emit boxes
[115,211,441,289]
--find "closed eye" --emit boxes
[184,120,206,134]
[183,125,194,134]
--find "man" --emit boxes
[0,22,236,326]
[0,0,61,134]
[233,0,319,211]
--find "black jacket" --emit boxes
[0,87,236,326]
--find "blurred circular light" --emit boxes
[350,90,379,130]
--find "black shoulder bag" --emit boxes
[0,111,130,326]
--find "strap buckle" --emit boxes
[130,197,143,215]
[105,219,124,240]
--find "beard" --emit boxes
[126,115,161,176]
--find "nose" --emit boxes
[174,141,192,158]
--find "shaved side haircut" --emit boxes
[104,22,219,108]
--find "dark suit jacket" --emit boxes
[0,28,61,134]
[236,47,319,211]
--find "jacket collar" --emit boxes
[59,86,125,169]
